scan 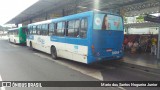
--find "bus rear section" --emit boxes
[19,27,27,44]
[88,13,124,63]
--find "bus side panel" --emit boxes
[51,36,88,63]
[64,15,92,64]
[86,12,94,64]
[9,35,14,43]
[65,38,88,63]
[50,36,66,57]
[34,36,51,53]
[50,12,92,64]
[27,35,51,54]
[10,35,19,44]
[8,33,19,44]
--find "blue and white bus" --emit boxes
[27,11,124,64]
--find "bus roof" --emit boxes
[28,10,121,26]
[28,11,94,26]
[8,28,19,31]
[28,20,52,26]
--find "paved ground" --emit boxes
[0,38,160,90]
[124,52,160,69]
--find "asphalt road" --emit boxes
[0,39,160,90]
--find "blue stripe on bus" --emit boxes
[27,35,34,40]
[50,36,88,46]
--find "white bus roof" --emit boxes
[8,28,19,31]
[28,20,52,26]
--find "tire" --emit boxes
[30,42,34,50]
[14,40,16,44]
[51,46,58,59]
[9,39,11,43]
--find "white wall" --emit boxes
[126,17,136,23]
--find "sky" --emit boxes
[0,0,38,26]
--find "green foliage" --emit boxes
[124,17,127,23]
[136,16,144,22]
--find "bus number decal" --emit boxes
[112,51,119,55]
[74,45,78,52]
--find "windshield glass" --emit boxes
[93,13,123,31]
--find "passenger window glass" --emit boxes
[33,26,37,35]
[68,21,74,29]
[67,20,80,37]
[74,20,80,37]
[49,23,54,35]
[29,26,33,34]
[22,28,27,34]
[68,21,75,37]
[80,18,88,38]
[41,24,48,36]
[56,22,65,36]
[37,25,41,35]
[75,20,80,28]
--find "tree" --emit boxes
[136,15,144,22]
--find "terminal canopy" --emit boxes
[6,0,159,25]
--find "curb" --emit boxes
[119,60,160,75]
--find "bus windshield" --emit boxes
[93,13,123,31]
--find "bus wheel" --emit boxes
[30,42,34,50]
[9,39,11,42]
[51,46,58,60]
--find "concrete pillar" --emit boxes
[45,13,48,20]
[29,19,32,24]
[62,9,65,16]
[157,26,160,59]
[16,24,18,28]
[157,6,160,59]
[74,0,78,14]
[125,27,129,34]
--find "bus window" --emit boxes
[49,23,54,36]
[46,24,49,35]
[80,18,88,38]
[67,20,75,37]
[74,20,80,37]
[29,26,33,34]
[41,25,44,35]
[37,25,41,35]
[22,28,25,34]
[41,24,45,35]
[54,23,57,35]
[56,22,65,36]
[33,26,37,35]
[66,20,80,38]
[14,30,18,35]
[41,24,48,36]
[22,27,28,34]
